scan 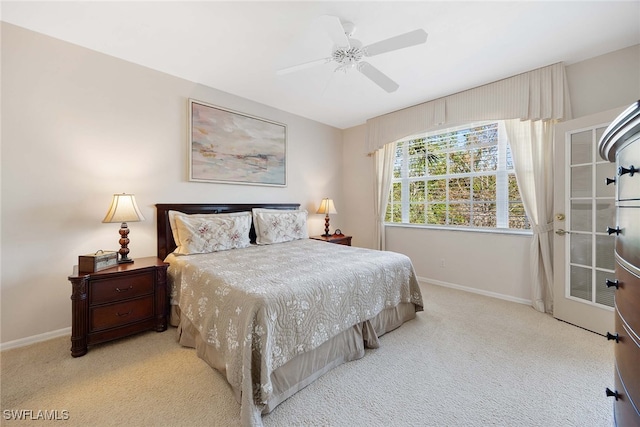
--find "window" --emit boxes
[386,121,529,231]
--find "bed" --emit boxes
[156,203,424,426]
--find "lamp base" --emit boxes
[117,222,134,264]
[324,214,331,237]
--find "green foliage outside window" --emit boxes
[386,122,530,231]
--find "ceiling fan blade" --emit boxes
[317,15,350,48]
[364,29,428,57]
[358,62,399,93]
[276,57,331,75]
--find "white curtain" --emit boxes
[373,142,396,251]
[366,63,571,312]
[505,119,555,313]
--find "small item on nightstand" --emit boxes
[333,229,344,236]
[78,250,118,273]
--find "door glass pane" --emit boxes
[571,130,592,164]
[595,235,615,270]
[570,265,592,301]
[596,163,616,197]
[571,165,592,198]
[570,233,592,265]
[571,200,592,231]
[561,123,616,326]
[595,270,615,307]
[595,201,615,235]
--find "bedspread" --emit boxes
[166,239,423,425]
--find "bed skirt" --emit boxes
[170,302,417,414]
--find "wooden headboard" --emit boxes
[155,203,300,259]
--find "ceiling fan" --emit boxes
[277,15,428,93]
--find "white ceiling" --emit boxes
[2,1,639,129]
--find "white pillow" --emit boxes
[252,208,308,245]
[170,211,251,254]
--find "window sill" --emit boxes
[384,222,533,236]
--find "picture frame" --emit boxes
[188,98,287,186]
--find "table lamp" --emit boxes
[103,193,145,264]
[316,198,337,237]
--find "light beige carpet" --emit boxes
[1,283,614,426]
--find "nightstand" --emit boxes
[310,234,352,246]
[67,256,169,357]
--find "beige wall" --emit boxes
[2,21,638,346]
[342,44,640,303]
[566,44,640,119]
[0,23,344,345]
[341,125,376,249]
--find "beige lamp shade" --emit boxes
[103,193,145,223]
[316,198,337,215]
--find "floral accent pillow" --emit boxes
[252,209,309,245]
[172,212,251,254]
[168,210,249,245]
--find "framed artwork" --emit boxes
[189,99,287,186]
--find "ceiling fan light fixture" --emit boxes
[276,16,428,93]
[331,41,364,66]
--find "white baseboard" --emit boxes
[1,279,530,351]
[1,327,71,352]
[417,276,532,306]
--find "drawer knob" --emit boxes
[606,226,621,235]
[605,177,616,185]
[618,165,638,177]
[115,285,133,292]
[605,388,620,400]
[116,310,133,317]
[606,332,620,343]
[605,279,620,289]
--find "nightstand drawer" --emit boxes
[90,272,154,305]
[90,296,154,332]
[69,256,168,357]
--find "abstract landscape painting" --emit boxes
[189,99,287,186]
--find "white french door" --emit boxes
[552,108,625,335]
